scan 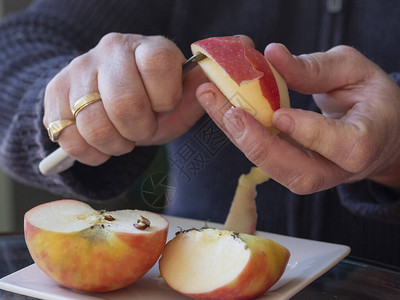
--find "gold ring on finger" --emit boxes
[72,92,102,119]
[47,119,76,143]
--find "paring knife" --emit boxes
[39,53,206,175]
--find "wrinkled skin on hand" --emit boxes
[197,41,400,194]
[43,33,206,166]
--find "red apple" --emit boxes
[191,36,290,130]
[24,199,169,292]
[159,228,290,299]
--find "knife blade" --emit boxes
[39,53,206,175]
[182,53,206,74]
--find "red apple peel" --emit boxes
[191,36,290,129]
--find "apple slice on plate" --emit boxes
[24,199,168,292]
[159,228,290,299]
[191,36,290,131]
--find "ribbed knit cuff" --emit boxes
[337,181,400,223]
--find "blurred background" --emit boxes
[0,0,35,233]
[0,0,169,233]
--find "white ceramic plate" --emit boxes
[0,215,350,300]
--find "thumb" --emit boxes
[264,43,371,94]
[272,107,367,173]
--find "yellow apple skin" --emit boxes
[24,209,168,292]
[224,167,269,235]
[159,229,290,300]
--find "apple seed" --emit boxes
[134,215,150,230]
[104,215,115,221]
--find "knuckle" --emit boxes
[302,120,325,150]
[287,172,325,195]
[110,95,147,120]
[67,53,93,74]
[97,33,144,56]
[133,129,156,142]
[244,138,270,167]
[152,96,180,112]
[44,76,57,95]
[62,141,90,159]
[42,113,50,128]
[333,45,358,57]
[83,123,115,146]
[98,32,124,50]
[43,83,55,117]
[112,144,135,156]
[302,54,323,82]
[45,70,67,96]
[343,134,375,173]
[333,45,365,69]
[43,72,69,126]
[137,46,179,75]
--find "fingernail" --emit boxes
[274,113,294,133]
[224,109,245,139]
[198,92,216,109]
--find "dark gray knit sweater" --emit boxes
[0,0,400,266]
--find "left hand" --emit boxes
[43,34,206,167]
[196,43,400,194]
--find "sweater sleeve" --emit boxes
[336,181,400,223]
[0,0,173,200]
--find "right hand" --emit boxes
[43,33,206,166]
[197,43,400,194]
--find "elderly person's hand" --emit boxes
[43,33,206,166]
[197,43,400,194]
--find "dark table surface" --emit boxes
[1,233,399,299]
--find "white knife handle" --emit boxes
[39,147,76,175]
